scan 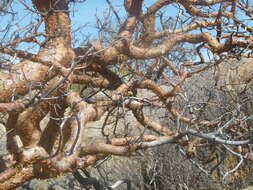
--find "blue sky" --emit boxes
[69,0,177,42]
[0,0,178,50]
[6,0,250,62]
[70,0,126,43]
[1,1,251,48]
[2,0,251,63]
[70,0,119,35]
[0,1,125,50]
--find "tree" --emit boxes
[0,0,253,189]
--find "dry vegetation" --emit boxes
[0,0,253,189]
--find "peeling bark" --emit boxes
[0,0,253,188]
